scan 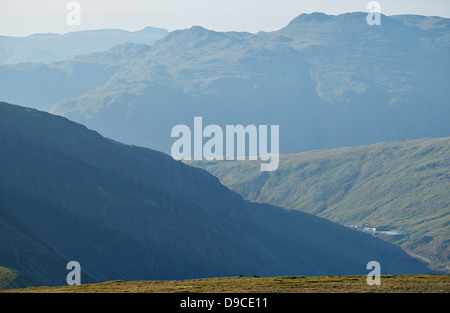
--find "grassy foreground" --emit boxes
[2,274,449,293]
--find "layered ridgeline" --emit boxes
[0,13,449,154]
[190,137,450,272]
[0,102,433,288]
[0,27,168,64]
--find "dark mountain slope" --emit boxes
[0,205,71,287]
[0,102,434,286]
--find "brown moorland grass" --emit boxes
[2,274,449,293]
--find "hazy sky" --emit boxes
[1,0,449,37]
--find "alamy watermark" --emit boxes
[366,261,381,285]
[66,1,81,26]
[366,1,381,26]
[66,261,81,285]
[171,117,279,171]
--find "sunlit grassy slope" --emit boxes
[3,275,449,293]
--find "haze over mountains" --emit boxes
[0,27,168,64]
[0,12,448,155]
[0,11,449,289]
[0,102,434,288]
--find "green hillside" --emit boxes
[0,266,35,290]
[190,137,450,272]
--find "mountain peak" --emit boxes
[156,25,227,50]
[137,26,169,36]
[185,25,225,38]
[284,11,408,31]
[189,25,209,32]
[288,12,333,25]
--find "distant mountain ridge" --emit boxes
[0,26,168,64]
[0,12,448,155]
[0,101,434,287]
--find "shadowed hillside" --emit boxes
[0,102,435,287]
